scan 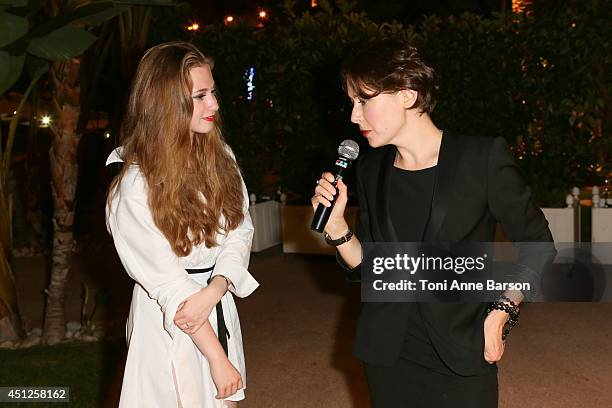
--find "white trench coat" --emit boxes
[105,149,259,407]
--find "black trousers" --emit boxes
[364,359,498,408]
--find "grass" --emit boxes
[0,340,125,407]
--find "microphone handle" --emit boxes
[311,166,347,232]
[311,188,338,232]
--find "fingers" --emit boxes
[190,321,204,333]
[320,172,337,193]
[312,187,334,208]
[484,341,505,363]
[311,172,348,210]
[174,307,193,323]
[322,172,334,183]
[174,316,199,334]
[216,374,243,399]
[311,193,331,210]
[336,178,348,198]
[316,176,337,200]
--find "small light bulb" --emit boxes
[186,23,200,31]
[225,16,234,23]
[41,115,52,126]
[259,11,267,18]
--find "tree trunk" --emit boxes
[43,59,81,345]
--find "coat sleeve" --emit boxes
[486,137,557,300]
[108,193,203,339]
[211,177,259,298]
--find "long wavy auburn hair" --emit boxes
[108,42,244,256]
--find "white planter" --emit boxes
[249,201,282,252]
[591,207,612,264]
[592,207,612,243]
[541,207,577,242]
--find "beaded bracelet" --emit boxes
[498,294,518,309]
[486,297,520,340]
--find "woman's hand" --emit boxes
[311,172,350,237]
[209,354,243,399]
[174,276,227,334]
[483,309,508,364]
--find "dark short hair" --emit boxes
[341,40,438,114]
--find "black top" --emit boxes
[389,164,452,373]
[389,165,436,242]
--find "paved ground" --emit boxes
[12,243,612,407]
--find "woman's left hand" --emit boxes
[483,309,508,364]
[174,276,228,334]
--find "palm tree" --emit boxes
[43,57,84,344]
[1,0,174,344]
[0,0,125,343]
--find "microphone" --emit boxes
[311,139,360,233]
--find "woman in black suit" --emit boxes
[311,40,555,407]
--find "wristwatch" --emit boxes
[324,227,354,246]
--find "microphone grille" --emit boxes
[338,139,360,160]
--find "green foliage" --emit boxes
[0,0,132,95]
[27,25,98,60]
[0,51,25,93]
[423,5,611,206]
[190,2,610,206]
[0,11,27,46]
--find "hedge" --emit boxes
[183,1,610,206]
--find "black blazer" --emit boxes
[341,131,555,375]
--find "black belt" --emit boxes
[185,265,230,356]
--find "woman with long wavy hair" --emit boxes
[106,42,258,407]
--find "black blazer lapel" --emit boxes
[375,146,399,242]
[423,131,461,242]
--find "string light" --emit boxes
[225,16,234,24]
[40,115,52,127]
[259,10,267,19]
[512,0,532,14]
[186,23,200,31]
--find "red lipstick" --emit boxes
[204,116,215,122]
